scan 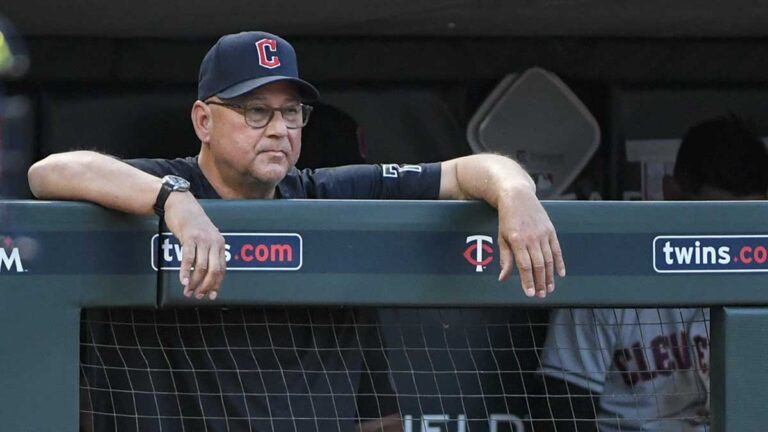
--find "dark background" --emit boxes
[6,0,768,199]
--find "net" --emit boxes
[536,308,710,432]
[80,307,710,431]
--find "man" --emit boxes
[535,114,768,431]
[29,31,565,430]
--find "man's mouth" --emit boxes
[260,150,286,157]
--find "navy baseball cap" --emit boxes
[198,31,319,101]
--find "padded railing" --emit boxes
[2,200,768,431]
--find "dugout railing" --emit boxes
[1,200,767,431]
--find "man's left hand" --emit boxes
[496,185,565,298]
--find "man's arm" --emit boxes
[536,308,612,431]
[28,150,225,300]
[440,154,565,298]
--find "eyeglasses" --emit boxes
[206,101,313,129]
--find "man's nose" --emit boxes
[264,110,288,136]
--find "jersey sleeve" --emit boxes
[291,163,441,200]
[122,158,174,178]
[539,308,617,394]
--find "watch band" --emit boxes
[153,182,174,217]
[153,175,190,218]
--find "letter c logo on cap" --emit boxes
[255,38,281,69]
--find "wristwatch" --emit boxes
[153,175,191,217]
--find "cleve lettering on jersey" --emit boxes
[613,330,709,387]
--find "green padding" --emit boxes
[711,307,768,431]
[4,200,768,431]
[0,201,157,432]
[158,200,768,307]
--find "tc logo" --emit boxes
[255,38,280,69]
[464,235,493,272]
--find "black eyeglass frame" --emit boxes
[205,100,313,129]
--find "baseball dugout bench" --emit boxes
[1,200,767,431]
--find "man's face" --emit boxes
[206,81,303,186]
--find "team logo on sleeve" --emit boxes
[255,38,280,69]
[152,233,302,271]
[464,235,494,272]
[654,235,768,273]
[382,164,422,178]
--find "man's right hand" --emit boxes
[27,151,228,300]
[163,192,226,300]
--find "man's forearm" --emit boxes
[439,153,564,297]
[28,150,162,215]
[30,150,226,301]
[439,154,535,205]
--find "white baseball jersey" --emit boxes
[539,308,710,431]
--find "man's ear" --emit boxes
[191,101,212,143]
[663,175,685,200]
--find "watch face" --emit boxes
[165,175,190,191]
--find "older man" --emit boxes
[29,31,565,431]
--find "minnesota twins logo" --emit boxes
[464,235,494,272]
[255,38,280,69]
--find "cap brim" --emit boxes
[217,76,319,101]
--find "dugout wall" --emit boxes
[2,200,768,430]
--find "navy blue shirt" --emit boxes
[81,157,441,432]
[124,156,441,201]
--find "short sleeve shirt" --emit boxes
[124,156,441,200]
[539,308,710,431]
[83,156,441,432]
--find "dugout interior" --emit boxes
[3,33,768,199]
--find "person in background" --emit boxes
[535,114,768,431]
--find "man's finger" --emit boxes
[528,242,547,298]
[190,244,211,299]
[179,242,196,297]
[497,236,513,282]
[541,239,555,293]
[211,246,227,300]
[550,232,566,277]
[200,244,225,301]
[512,244,535,297]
